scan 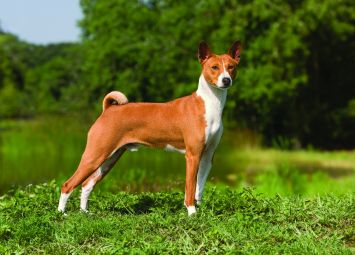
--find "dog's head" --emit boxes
[198,41,241,89]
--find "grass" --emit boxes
[0,181,353,254]
[226,148,355,174]
[246,163,354,198]
[1,117,354,253]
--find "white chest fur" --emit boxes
[196,75,227,145]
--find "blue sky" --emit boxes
[0,0,82,44]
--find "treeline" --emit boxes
[0,0,354,149]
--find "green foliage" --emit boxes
[25,44,85,113]
[0,33,85,117]
[78,0,355,148]
[0,83,27,117]
[254,164,355,196]
[0,182,353,254]
[0,34,30,117]
[63,0,355,148]
[0,0,354,148]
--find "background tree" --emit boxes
[0,33,29,117]
[0,0,354,148]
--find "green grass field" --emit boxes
[1,117,354,253]
[0,181,353,254]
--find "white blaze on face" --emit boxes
[216,60,232,89]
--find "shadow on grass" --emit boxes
[99,192,185,215]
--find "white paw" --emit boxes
[58,209,68,216]
[187,206,197,216]
[80,208,89,213]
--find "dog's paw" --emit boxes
[58,207,66,213]
[57,209,68,217]
[80,208,89,214]
[187,206,197,216]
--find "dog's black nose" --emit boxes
[222,77,231,86]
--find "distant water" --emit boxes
[0,116,353,195]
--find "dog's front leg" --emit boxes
[184,151,201,216]
[195,128,223,204]
[195,151,213,204]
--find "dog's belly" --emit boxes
[125,143,186,154]
[117,122,186,152]
[135,131,186,151]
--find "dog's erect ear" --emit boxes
[198,41,212,63]
[228,41,241,63]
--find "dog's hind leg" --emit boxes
[58,153,106,212]
[58,128,121,213]
[80,147,126,212]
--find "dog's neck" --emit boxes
[196,74,227,117]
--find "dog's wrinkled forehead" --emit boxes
[203,54,237,74]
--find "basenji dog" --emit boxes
[58,41,241,215]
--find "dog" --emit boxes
[58,41,241,215]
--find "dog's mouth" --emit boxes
[206,80,232,90]
[214,83,232,90]
[218,84,232,89]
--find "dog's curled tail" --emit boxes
[102,91,129,112]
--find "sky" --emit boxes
[0,0,82,45]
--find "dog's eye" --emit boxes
[211,65,219,70]
[227,65,235,70]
